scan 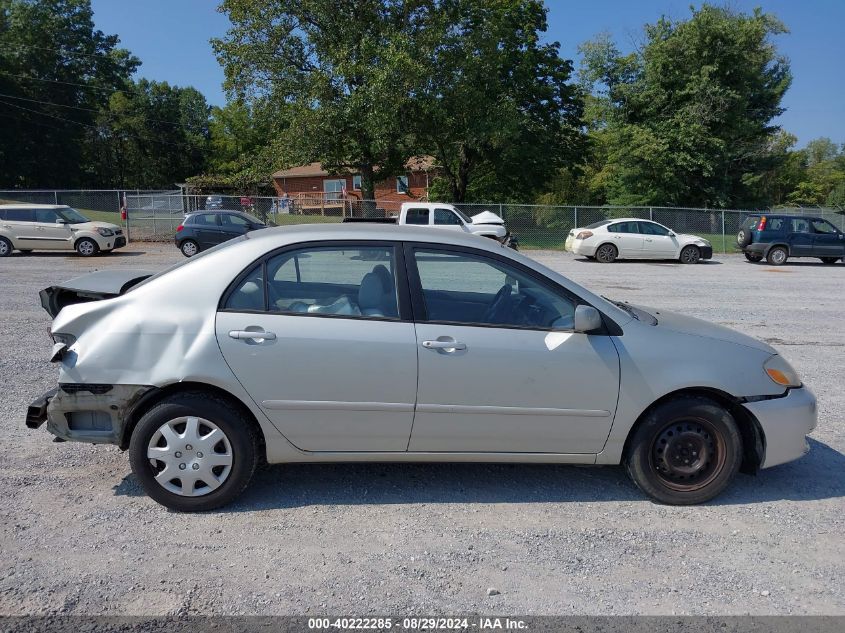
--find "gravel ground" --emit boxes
[0,243,843,616]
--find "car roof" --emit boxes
[244,222,507,251]
[0,203,71,209]
[747,213,825,221]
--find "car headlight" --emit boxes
[97,227,115,237]
[763,355,801,388]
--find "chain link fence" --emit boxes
[1,189,842,250]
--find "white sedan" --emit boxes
[565,218,713,263]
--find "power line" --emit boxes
[0,70,135,95]
[0,91,202,129]
[7,43,136,63]
[0,99,203,150]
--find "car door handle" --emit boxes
[422,339,466,351]
[229,329,276,341]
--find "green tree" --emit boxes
[213,0,428,200]
[417,0,583,202]
[0,0,139,187]
[578,5,792,208]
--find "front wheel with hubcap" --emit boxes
[744,252,763,262]
[75,238,99,257]
[766,246,788,266]
[625,396,742,505]
[595,243,618,263]
[129,392,259,511]
[0,237,11,257]
[180,239,199,257]
[679,245,701,264]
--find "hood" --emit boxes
[636,305,776,354]
[40,269,155,318]
[471,210,505,225]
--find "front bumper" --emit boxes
[26,384,152,445]
[699,245,713,259]
[742,386,817,468]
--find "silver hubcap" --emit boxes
[147,416,233,497]
[78,240,94,255]
[772,250,786,264]
[0,240,8,256]
[182,241,197,256]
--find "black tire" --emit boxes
[595,243,618,263]
[129,392,259,512]
[744,252,763,262]
[766,246,788,266]
[820,257,839,264]
[0,236,11,257]
[75,237,99,257]
[679,245,701,264]
[180,239,199,258]
[736,228,752,247]
[624,395,742,505]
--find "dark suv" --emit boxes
[736,214,845,265]
[175,211,267,257]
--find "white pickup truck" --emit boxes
[390,202,517,248]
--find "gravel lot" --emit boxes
[0,243,843,616]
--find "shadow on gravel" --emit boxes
[111,437,844,511]
[573,258,723,265]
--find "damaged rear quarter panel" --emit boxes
[47,243,293,455]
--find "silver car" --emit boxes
[27,224,816,511]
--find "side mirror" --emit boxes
[573,305,602,333]
[668,231,676,237]
[55,219,68,225]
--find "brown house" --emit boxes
[271,156,437,214]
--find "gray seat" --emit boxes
[358,273,386,317]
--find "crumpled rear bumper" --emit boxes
[26,384,153,445]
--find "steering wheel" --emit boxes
[482,284,513,324]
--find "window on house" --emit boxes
[396,175,409,194]
[352,175,362,190]
[323,179,345,200]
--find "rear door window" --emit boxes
[608,221,638,234]
[192,214,220,227]
[5,208,34,222]
[789,218,811,233]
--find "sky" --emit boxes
[90,0,845,148]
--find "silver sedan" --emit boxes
[27,224,817,511]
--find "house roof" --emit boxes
[272,155,436,179]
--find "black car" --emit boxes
[736,213,845,265]
[175,211,267,257]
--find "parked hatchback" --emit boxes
[28,224,815,511]
[0,204,125,257]
[737,214,845,265]
[176,211,266,257]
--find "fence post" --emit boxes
[54,190,58,205]
[574,206,577,229]
[649,207,653,220]
[721,210,726,254]
[499,203,503,220]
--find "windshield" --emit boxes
[455,208,473,223]
[57,207,91,224]
[586,220,612,229]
